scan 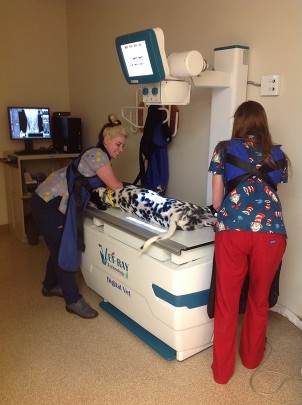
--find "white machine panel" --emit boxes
[81,208,215,361]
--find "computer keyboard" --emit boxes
[15,149,57,155]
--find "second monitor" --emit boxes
[52,115,82,153]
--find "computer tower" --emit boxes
[52,116,82,153]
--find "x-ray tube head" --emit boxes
[168,50,204,78]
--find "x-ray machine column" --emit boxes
[193,45,249,204]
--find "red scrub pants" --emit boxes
[212,231,286,384]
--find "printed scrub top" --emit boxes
[208,140,288,235]
[36,147,109,214]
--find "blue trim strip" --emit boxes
[100,301,176,360]
[214,45,249,51]
[152,284,209,309]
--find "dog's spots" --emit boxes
[93,185,215,252]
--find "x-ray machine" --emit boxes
[81,28,249,361]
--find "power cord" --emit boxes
[247,80,261,87]
[250,340,302,405]
[0,157,14,164]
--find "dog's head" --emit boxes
[95,187,117,207]
[96,187,107,201]
[96,185,138,208]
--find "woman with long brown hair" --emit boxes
[208,100,290,384]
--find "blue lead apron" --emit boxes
[207,139,287,318]
[58,148,105,272]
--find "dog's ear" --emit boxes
[89,189,107,210]
[96,187,106,199]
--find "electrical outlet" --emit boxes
[261,75,280,96]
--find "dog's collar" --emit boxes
[105,188,115,207]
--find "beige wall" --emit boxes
[1,0,301,317]
[0,0,70,224]
[66,0,302,317]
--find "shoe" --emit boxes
[42,285,64,298]
[66,298,98,319]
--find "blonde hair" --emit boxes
[98,114,128,144]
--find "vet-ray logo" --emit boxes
[98,243,129,279]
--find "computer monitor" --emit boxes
[115,28,169,85]
[8,107,52,153]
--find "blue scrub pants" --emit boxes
[31,192,82,305]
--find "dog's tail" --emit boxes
[140,219,178,254]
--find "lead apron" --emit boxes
[58,152,105,272]
[207,139,287,318]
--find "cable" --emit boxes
[249,340,302,405]
[0,157,13,164]
[247,80,261,87]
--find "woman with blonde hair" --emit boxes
[31,114,128,319]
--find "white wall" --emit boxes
[66,0,302,317]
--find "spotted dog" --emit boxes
[91,185,215,253]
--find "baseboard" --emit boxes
[0,224,9,234]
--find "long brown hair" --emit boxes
[232,100,273,160]
[230,100,291,176]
